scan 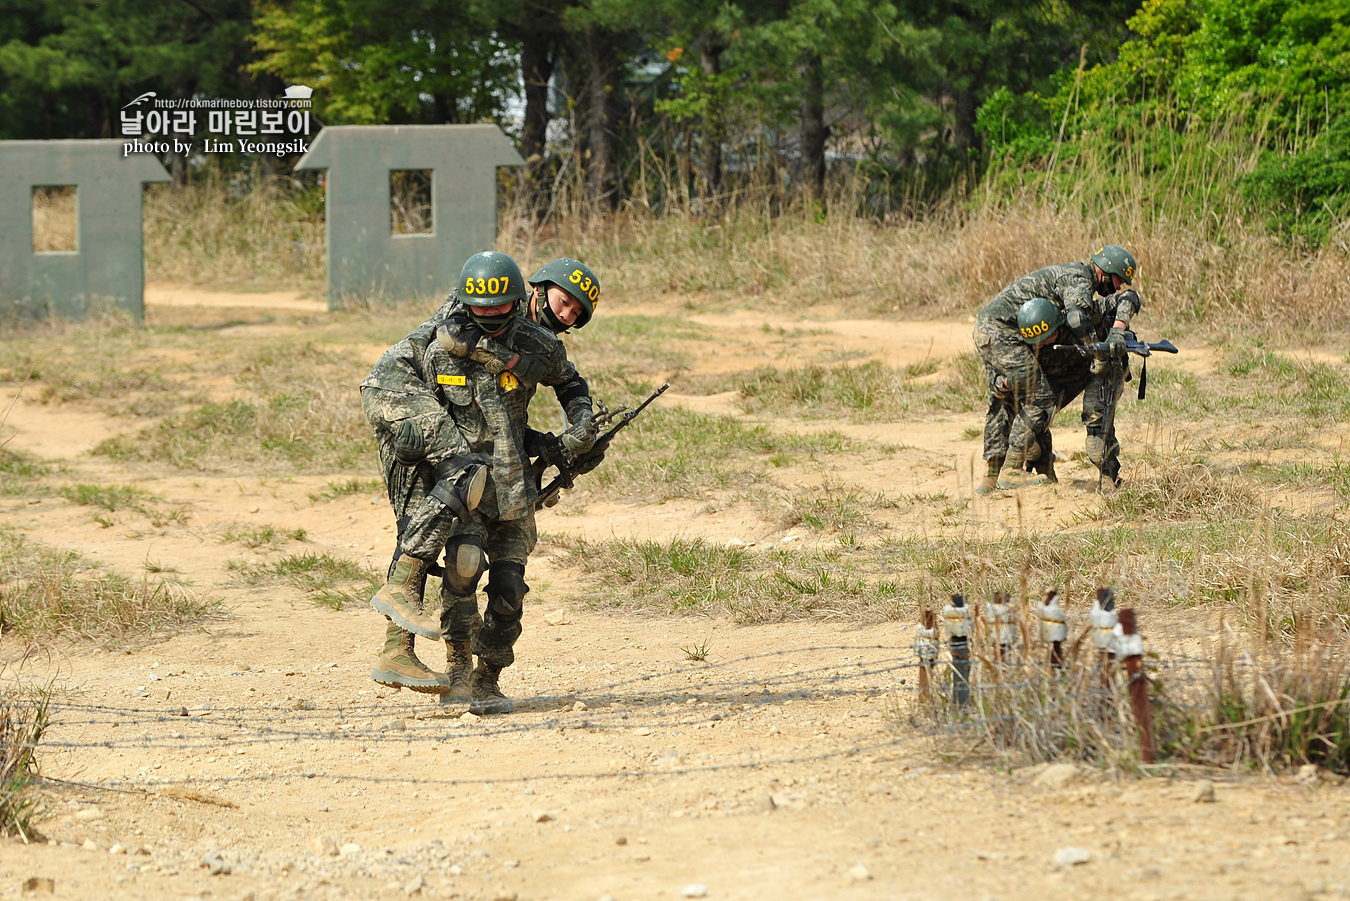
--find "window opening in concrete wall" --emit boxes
[390,170,433,235]
[32,185,78,252]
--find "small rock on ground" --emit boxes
[1192,780,1216,803]
[1053,846,1091,867]
[683,885,709,898]
[1033,763,1080,790]
[847,864,873,881]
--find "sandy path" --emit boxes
[2,290,1349,900]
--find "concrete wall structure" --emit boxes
[0,141,170,321]
[295,125,524,309]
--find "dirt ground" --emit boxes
[2,286,1349,901]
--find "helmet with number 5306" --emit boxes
[1017,297,1064,346]
[529,257,600,329]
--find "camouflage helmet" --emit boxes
[1017,297,1064,345]
[1090,244,1137,284]
[457,251,528,308]
[529,258,600,328]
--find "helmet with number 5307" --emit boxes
[457,251,528,307]
[529,257,600,328]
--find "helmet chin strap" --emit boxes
[540,303,567,333]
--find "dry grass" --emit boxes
[142,175,324,293]
[31,186,76,254]
[500,191,1350,339]
[922,609,1350,775]
[0,527,216,639]
[0,682,46,840]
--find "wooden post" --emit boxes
[915,610,939,698]
[1117,609,1155,764]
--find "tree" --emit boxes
[251,0,519,127]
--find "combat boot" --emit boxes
[975,457,1004,496]
[370,555,442,639]
[438,639,474,708]
[371,625,450,694]
[469,661,514,715]
[1030,456,1058,484]
[996,466,1049,490]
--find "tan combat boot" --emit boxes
[438,639,474,708]
[370,556,442,639]
[996,466,1049,490]
[371,624,450,694]
[469,661,514,715]
[975,458,1004,495]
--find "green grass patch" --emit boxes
[59,483,158,512]
[0,527,216,638]
[558,535,901,623]
[0,448,53,497]
[578,404,857,503]
[730,353,984,422]
[310,477,384,502]
[557,496,1350,634]
[96,393,374,474]
[228,552,381,609]
[221,524,308,551]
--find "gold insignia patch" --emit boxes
[437,374,467,386]
[500,371,520,391]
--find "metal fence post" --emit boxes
[943,594,972,707]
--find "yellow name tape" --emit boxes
[437,374,467,386]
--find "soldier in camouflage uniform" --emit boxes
[424,257,602,714]
[974,245,1142,493]
[363,252,600,714]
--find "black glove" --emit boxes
[509,352,550,385]
[1106,327,1128,358]
[393,419,425,465]
[535,430,573,473]
[571,447,605,476]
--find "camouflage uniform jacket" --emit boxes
[359,293,460,396]
[435,302,593,426]
[422,315,580,521]
[978,262,1143,338]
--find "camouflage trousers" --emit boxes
[439,512,537,669]
[975,324,1060,465]
[1082,361,1127,480]
[974,324,1126,473]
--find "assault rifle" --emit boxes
[532,382,670,510]
[1051,333,1179,491]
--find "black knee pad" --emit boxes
[442,537,486,595]
[486,561,528,618]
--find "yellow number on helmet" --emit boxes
[1125,265,1135,279]
[476,277,487,294]
[570,269,582,284]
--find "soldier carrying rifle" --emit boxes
[973,244,1171,493]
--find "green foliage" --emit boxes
[0,0,257,141]
[0,685,47,840]
[250,0,519,126]
[1246,113,1350,247]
